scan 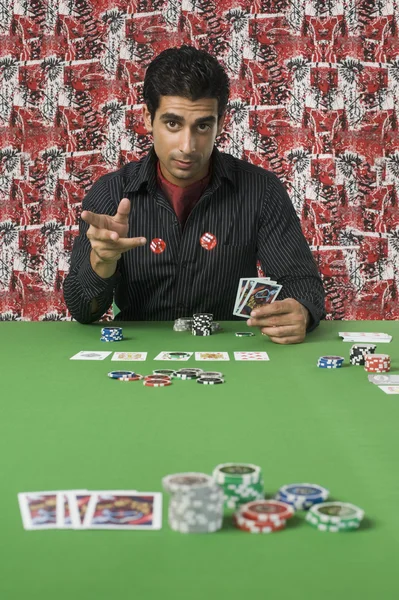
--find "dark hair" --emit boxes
[143,45,230,122]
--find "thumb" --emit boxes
[113,197,131,225]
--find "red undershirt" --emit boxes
[156,160,211,227]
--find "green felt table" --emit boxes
[1,320,399,599]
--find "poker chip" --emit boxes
[199,232,217,251]
[192,313,213,336]
[233,511,286,533]
[150,238,166,254]
[144,375,171,382]
[175,368,203,380]
[317,355,344,368]
[153,369,177,377]
[350,344,376,366]
[143,379,172,387]
[173,317,193,332]
[101,327,123,342]
[364,353,391,373]
[306,502,364,532]
[166,352,191,359]
[275,483,329,510]
[235,332,255,337]
[108,370,137,379]
[199,371,224,379]
[197,377,224,384]
[212,463,264,509]
[240,500,295,523]
[117,375,143,381]
[163,472,224,534]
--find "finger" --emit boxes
[260,325,303,338]
[248,314,296,328]
[115,236,147,252]
[268,335,304,345]
[81,210,105,229]
[113,197,131,225]
[249,298,294,319]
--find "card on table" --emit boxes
[195,351,230,361]
[234,351,270,361]
[153,351,193,361]
[70,351,112,360]
[59,490,88,529]
[378,386,399,394]
[339,332,392,343]
[111,352,147,361]
[18,491,61,530]
[83,491,162,530]
[368,374,399,385]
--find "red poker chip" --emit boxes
[233,513,286,533]
[240,500,295,522]
[144,375,171,382]
[200,232,217,250]
[150,238,166,254]
[117,375,143,381]
[143,380,172,387]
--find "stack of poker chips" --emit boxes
[173,317,222,333]
[233,500,295,534]
[108,370,143,381]
[192,313,213,336]
[364,353,391,373]
[349,344,376,366]
[213,463,264,509]
[275,483,329,510]
[317,355,344,369]
[306,501,364,532]
[162,473,224,534]
[101,326,123,342]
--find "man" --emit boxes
[63,45,325,344]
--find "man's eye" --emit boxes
[198,124,210,131]
[167,121,178,128]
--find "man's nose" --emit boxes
[179,129,196,155]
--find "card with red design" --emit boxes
[83,491,162,530]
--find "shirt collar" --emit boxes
[123,145,235,194]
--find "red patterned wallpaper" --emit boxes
[1,1,398,321]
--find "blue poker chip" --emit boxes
[276,483,329,510]
[108,370,137,379]
[101,327,123,342]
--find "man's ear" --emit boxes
[216,111,226,136]
[142,105,152,132]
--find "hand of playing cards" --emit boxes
[18,490,162,530]
[233,277,282,319]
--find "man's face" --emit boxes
[143,96,225,188]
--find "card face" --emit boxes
[379,386,399,394]
[233,278,251,314]
[83,492,162,530]
[70,351,112,360]
[195,351,230,361]
[234,351,270,361]
[18,492,61,530]
[237,281,282,318]
[111,352,147,361]
[339,332,392,343]
[59,491,87,529]
[153,351,193,361]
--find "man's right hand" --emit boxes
[81,198,147,277]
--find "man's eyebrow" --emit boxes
[159,112,216,125]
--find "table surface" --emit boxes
[1,320,399,599]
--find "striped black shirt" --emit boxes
[63,146,325,328]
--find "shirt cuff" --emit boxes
[296,299,322,333]
[76,254,121,302]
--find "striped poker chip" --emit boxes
[233,512,286,533]
[143,380,171,387]
[108,370,137,379]
[197,377,224,384]
[144,375,171,382]
[276,483,329,509]
[235,332,255,337]
[319,356,345,362]
[213,463,262,486]
[240,500,295,523]
[199,371,224,378]
[153,369,177,377]
[117,375,143,381]
[162,472,215,494]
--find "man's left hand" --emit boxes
[246,298,310,344]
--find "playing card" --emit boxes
[59,491,87,529]
[153,351,193,361]
[234,351,270,361]
[339,332,392,343]
[111,352,147,361]
[378,386,399,394]
[195,351,230,361]
[368,374,399,385]
[18,491,61,530]
[235,279,282,318]
[70,351,112,360]
[83,491,162,530]
[233,278,252,314]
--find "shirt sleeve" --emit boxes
[63,177,121,324]
[257,173,326,332]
